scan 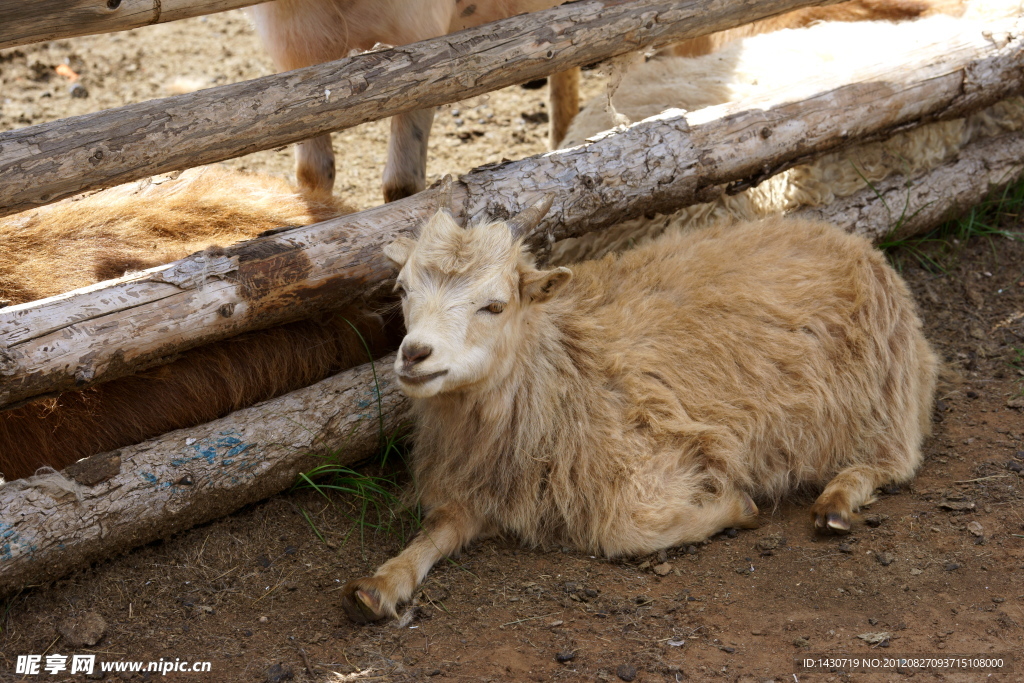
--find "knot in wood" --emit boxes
[0,344,20,377]
[154,254,239,290]
[75,364,96,385]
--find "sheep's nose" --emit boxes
[401,342,432,366]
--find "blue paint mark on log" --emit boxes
[0,522,38,562]
[141,472,159,485]
[198,445,219,464]
[162,430,262,484]
[225,443,252,458]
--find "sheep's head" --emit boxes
[384,183,571,398]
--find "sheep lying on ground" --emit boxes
[0,167,396,482]
[339,185,938,623]
[551,0,1023,264]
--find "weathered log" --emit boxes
[0,0,262,51]
[0,352,409,596]
[2,128,1021,597]
[0,0,850,217]
[794,131,1024,242]
[2,16,1023,412]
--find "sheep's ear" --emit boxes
[383,237,415,268]
[521,267,572,303]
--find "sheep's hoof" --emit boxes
[813,510,852,535]
[383,181,420,203]
[811,488,855,535]
[737,493,760,528]
[340,579,387,624]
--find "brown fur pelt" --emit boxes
[0,166,346,304]
[0,166,399,482]
[338,209,939,622]
[0,311,392,482]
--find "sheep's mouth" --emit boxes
[398,369,448,385]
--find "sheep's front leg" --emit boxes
[382,108,435,202]
[340,503,480,623]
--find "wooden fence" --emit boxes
[0,0,853,218]
[2,16,1023,412]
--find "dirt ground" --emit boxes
[2,10,1024,683]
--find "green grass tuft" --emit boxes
[880,172,1024,271]
[292,318,419,547]
[295,457,418,548]
[1010,347,1024,399]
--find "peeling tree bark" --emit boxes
[0,0,263,50]
[0,353,408,596]
[793,131,1024,242]
[2,17,1023,412]
[0,0,849,216]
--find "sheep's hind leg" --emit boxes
[548,67,579,148]
[811,460,916,534]
[382,108,435,202]
[612,488,759,556]
[295,134,336,196]
[676,489,760,542]
[340,503,480,623]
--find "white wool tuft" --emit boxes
[5,467,87,502]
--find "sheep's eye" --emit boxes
[480,301,505,315]
[395,281,407,296]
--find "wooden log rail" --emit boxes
[0,0,849,218]
[0,352,410,595]
[0,0,263,51]
[1,14,1022,413]
[796,131,1024,243]
[3,125,1024,596]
